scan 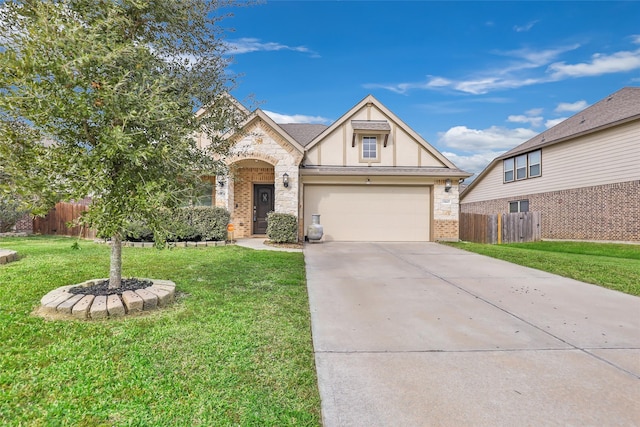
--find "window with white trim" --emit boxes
[528,150,541,177]
[362,136,377,160]
[503,158,514,182]
[509,200,529,213]
[503,150,541,183]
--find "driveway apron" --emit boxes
[304,242,640,426]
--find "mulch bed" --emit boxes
[263,240,304,249]
[69,278,153,296]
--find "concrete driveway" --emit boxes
[304,242,640,426]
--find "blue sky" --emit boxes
[221,1,640,178]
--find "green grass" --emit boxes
[0,236,320,426]
[444,240,640,296]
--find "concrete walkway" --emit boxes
[304,242,640,426]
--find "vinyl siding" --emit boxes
[462,120,640,203]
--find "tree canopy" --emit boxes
[0,0,247,287]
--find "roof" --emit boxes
[279,124,328,146]
[499,86,640,160]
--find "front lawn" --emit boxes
[444,240,640,296]
[0,236,320,426]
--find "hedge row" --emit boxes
[124,206,230,243]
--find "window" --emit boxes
[362,136,377,160]
[515,154,527,180]
[504,158,514,182]
[528,150,541,177]
[503,150,541,183]
[195,180,214,206]
[509,200,529,213]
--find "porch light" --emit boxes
[444,178,452,192]
[283,173,289,188]
[217,178,225,188]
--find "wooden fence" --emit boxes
[460,212,541,244]
[33,202,97,239]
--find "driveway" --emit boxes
[304,242,640,426]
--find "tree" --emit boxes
[0,0,247,288]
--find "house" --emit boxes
[460,87,640,243]
[197,95,471,242]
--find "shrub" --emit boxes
[180,206,230,242]
[0,196,28,233]
[121,206,230,243]
[266,212,298,243]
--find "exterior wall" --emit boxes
[463,121,640,204]
[305,102,447,168]
[461,180,639,242]
[232,167,275,238]
[222,118,302,238]
[433,180,460,240]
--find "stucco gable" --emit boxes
[306,94,459,169]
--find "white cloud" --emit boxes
[363,76,451,95]
[365,38,640,95]
[507,114,543,127]
[513,20,540,33]
[226,38,319,57]
[548,48,640,78]
[555,100,588,113]
[545,117,567,128]
[438,125,537,151]
[442,151,503,178]
[263,110,330,124]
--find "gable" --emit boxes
[304,95,457,169]
[229,110,305,165]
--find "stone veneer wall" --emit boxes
[433,180,460,241]
[221,119,303,239]
[460,180,639,242]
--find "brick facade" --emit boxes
[461,180,639,242]
[231,167,275,238]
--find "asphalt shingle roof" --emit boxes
[279,124,328,146]
[500,86,640,160]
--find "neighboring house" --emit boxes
[460,87,640,242]
[197,95,471,242]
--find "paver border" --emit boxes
[35,278,176,320]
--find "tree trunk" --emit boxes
[108,233,123,289]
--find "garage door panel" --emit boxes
[304,185,430,242]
